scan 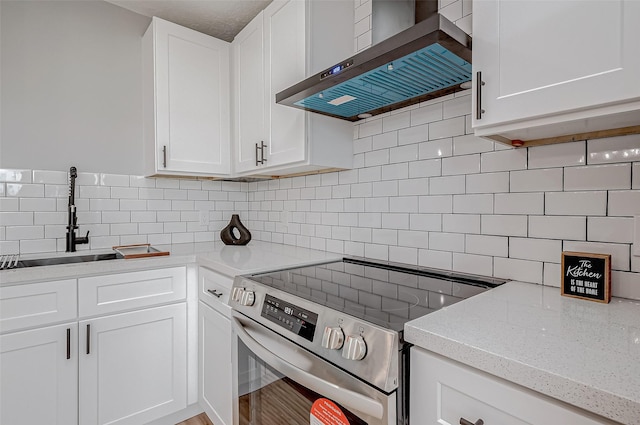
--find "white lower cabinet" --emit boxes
[0,323,78,425]
[79,303,188,425]
[411,348,610,424]
[199,302,232,425]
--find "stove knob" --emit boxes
[239,290,255,306]
[231,287,244,302]
[342,335,367,361]
[321,327,344,350]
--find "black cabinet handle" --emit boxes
[260,141,267,164]
[162,145,167,168]
[66,328,71,360]
[476,71,485,120]
[460,418,484,425]
[207,289,223,298]
[86,324,91,355]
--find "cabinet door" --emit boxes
[233,13,266,174]
[198,302,232,425]
[0,323,78,425]
[154,18,231,175]
[263,0,307,168]
[79,304,187,425]
[411,348,609,424]
[472,0,640,129]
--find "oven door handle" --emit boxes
[232,316,385,420]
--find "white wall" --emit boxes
[0,1,150,174]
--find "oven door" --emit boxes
[231,311,396,425]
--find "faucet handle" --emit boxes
[76,230,90,245]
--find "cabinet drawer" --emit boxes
[411,348,609,424]
[79,267,186,317]
[0,279,77,333]
[199,267,232,317]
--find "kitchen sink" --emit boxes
[17,253,120,268]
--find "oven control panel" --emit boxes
[261,294,318,342]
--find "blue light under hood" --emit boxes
[294,43,471,118]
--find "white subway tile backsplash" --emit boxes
[465,234,508,257]
[442,154,480,176]
[390,145,419,163]
[528,141,585,169]
[611,270,640,300]
[419,195,452,213]
[382,213,409,229]
[608,190,640,216]
[453,194,493,214]
[443,214,480,234]
[510,168,563,192]
[6,226,44,240]
[0,198,19,212]
[410,103,443,126]
[33,170,67,184]
[588,217,634,243]
[398,178,428,196]
[481,215,527,237]
[408,159,441,178]
[383,111,411,132]
[429,117,465,140]
[587,134,640,165]
[453,252,492,276]
[529,216,586,240]
[381,163,408,180]
[481,149,527,172]
[6,184,44,197]
[443,94,471,119]
[565,163,631,191]
[429,232,464,252]
[100,174,130,187]
[494,257,543,284]
[130,176,156,188]
[76,172,100,186]
[358,166,381,183]
[372,132,398,150]
[0,212,33,226]
[90,199,119,211]
[466,172,509,194]
[398,230,428,248]
[509,237,561,263]
[389,246,418,264]
[398,124,429,146]
[0,169,32,183]
[20,239,56,254]
[543,262,561,287]
[410,213,442,231]
[418,249,452,269]
[19,198,57,212]
[358,119,382,138]
[545,191,607,216]
[419,139,452,159]
[430,175,465,195]
[495,193,544,215]
[365,149,390,167]
[155,178,180,189]
[564,240,630,271]
[452,134,495,155]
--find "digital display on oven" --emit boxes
[261,295,318,342]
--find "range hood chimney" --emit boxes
[275,0,472,122]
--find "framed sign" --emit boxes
[561,252,611,303]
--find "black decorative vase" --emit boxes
[220,214,252,245]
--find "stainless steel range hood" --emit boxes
[275,1,472,122]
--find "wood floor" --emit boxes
[176,412,214,425]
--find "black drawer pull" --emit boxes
[460,418,484,425]
[86,324,91,355]
[66,328,71,360]
[207,289,223,298]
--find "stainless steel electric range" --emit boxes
[229,257,506,425]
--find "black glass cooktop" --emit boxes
[247,257,506,334]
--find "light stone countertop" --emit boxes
[404,281,640,425]
[0,241,342,285]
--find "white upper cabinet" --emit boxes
[232,0,354,176]
[143,17,231,177]
[472,0,640,147]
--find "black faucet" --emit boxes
[66,167,89,252]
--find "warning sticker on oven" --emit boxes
[310,398,350,425]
